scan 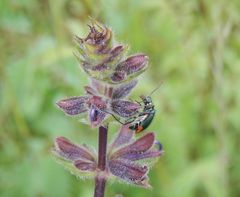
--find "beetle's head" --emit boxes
[141,96,154,109]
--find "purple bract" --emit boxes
[53,125,164,187]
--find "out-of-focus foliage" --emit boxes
[0,0,239,196]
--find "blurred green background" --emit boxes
[1,0,240,196]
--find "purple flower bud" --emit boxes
[87,95,108,127]
[89,107,99,122]
[53,137,95,161]
[116,54,148,75]
[102,45,126,65]
[56,96,88,116]
[109,159,149,187]
[111,100,140,117]
[111,133,155,159]
[89,107,107,128]
[109,45,125,61]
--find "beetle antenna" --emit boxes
[130,81,164,104]
[149,81,164,96]
[103,110,136,125]
[103,110,126,125]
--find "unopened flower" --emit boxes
[52,136,97,179]
[52,125,163,187]
[74,20,148,84]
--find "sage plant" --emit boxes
[52,20,164,197]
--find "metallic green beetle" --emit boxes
[129,95,155,133]
[109,82,162,133]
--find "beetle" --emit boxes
[128,95,155,133]
[108,82,162,133]
[128,81,163,133]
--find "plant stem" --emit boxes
[94,125,108,197]
[94,177,106,197]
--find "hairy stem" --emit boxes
[94,125,108,197]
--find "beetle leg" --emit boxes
[107,112,136,125]
[135,100,142,106]
[124,117,136,124]
[111,113,126,124]
[102,110,126,124]
[129,98,142,106]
